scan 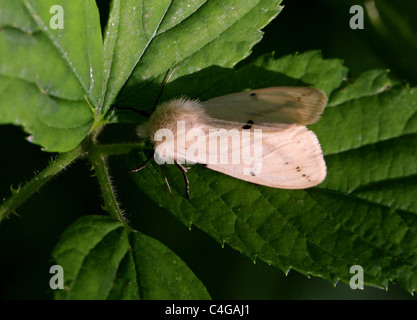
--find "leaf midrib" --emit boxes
[23,0,97,110]
[109,0,273,110]
[102,0,173,111]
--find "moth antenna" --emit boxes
[112,105,150,117]
[175,160,190,200]
[151,64,180,113]
[128,152,154,173]
[110,65,179,117]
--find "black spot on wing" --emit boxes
[242,120,254,129]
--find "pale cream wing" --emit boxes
[202,87,327,125]
[205,124,326,189]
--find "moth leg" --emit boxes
[160,165,173,196]
[175,160,190,200]
[128,152,154,173]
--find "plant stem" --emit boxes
[0,124,146,224]
[0,142,86,223]
[88,146,127,224]
[95,142,146,156]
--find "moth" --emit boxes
[132,87,327,198]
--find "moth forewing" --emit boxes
[206,124,326,189]
[202,87,328,125]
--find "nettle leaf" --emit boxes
[104,0,283,113]
[52,215,210,300]
[1,0,283,149]
[0,0,104,152]
[161,50,347,102]
[129,51,417,293]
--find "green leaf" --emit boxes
[1,0,283,149]
[0,0,103,151]
[327,69,399,107]
[161,50,347,102]
[130,51,417,293]
[103,0,283,113]
[52,215,211,300]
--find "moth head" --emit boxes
[136,97,205,142]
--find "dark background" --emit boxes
[1,0,417,299]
